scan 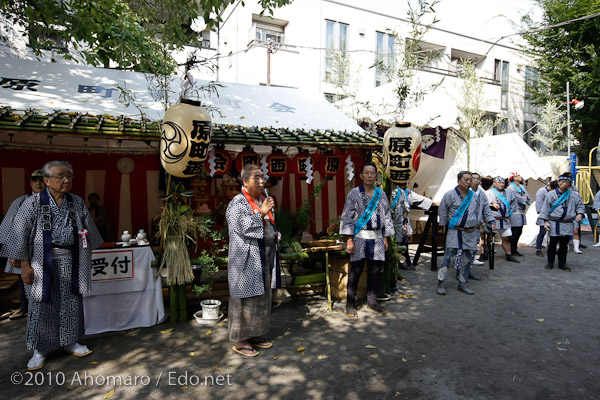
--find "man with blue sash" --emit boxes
[464,172,494,278]
[539,174,585,271]
[486,176,520,263]
[437,171,493,295]
[534,180,558,256]
[390,181,434,271]
[2,161,103,371]
[340,163,394,317]
[505,173,531,257]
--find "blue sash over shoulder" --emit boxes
[550,189,571,213]
[448,188,474,229]
[354,186,381,236]
[492,188,512,217]
[391,188,408,210]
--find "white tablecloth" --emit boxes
[83,246,165,335]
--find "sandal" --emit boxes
[368,303,389,315]
[249,338,273,349]
[346,304,358,318]
[232,346,259,357]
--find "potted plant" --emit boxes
[191,215,227,325]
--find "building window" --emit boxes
[524,66,539,115]
[492,118,508,135]
[495,60,509,110]
[375,31,395,87]
[523,120,538,147]
[324,93,349,103]
[255,22,285,44]
[325,20,348,82]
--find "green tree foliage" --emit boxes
[521,0,600,159]
[1,0,292,74]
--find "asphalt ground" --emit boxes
[1,235,600,400]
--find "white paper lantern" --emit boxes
[160,99,212,177]
[382,122,422,184]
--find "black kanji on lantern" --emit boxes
[270,158,287,174]
[190,120,211,141]
[389,170,412,182]
[296,157,308,173]
[389,154,412,169]
[189,141,209,159]
[242,154,260,166]
[388,137,412,153]
[182,160,205,175]
[214,152,229,173]
[325,157,340,174]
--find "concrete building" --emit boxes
[211,0,538,140]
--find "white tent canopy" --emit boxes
[0,56,364,133]
[410,132,553,245]
[413,133,553,202]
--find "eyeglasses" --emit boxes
[50,175,74,181]
[251,176,266,181]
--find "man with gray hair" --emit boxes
[226,164,281,357]
[2,161,103,370]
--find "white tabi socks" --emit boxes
[573,239,583,254]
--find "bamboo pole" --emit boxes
[170,285,178,324]
[177,284,187,323]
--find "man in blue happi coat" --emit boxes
[437,171,495,295]
[539,173,585,271]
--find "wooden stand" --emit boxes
[413,205,446,271]
[328,256,367,301]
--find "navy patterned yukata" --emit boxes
[225,192,281,342]
[3,188,102,351]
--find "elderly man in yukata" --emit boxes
[487,176,520,263]
[539,174,585,271]
[226,164,281,357]
[505,173,531,257]
[2,161,103,371]
[340,162,394,317]
[437,171,495,295]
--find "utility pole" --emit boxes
[266,39,280,86]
